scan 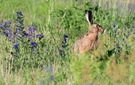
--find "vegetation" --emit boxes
[0,0,135,85]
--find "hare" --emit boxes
[72,10,104,54]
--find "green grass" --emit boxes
[0,0,135,85]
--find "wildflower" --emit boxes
[3,31,8,37]
[15,27,20,32]
[36,34,44,40]
[16,11,24,31]
[63,34,68,41]
[3,30,12,37]
[30,42,37,48]
[4,22,8,28]
[13,44,19,49]
[13,32,18,39]
[8,20,12,24]
[59,49,63,55]
[62,43,67,48]
[7,36,12,41]
[28,26,36,33]
[22,31,28,36]
[5,27,9,30]
[16,11,23,16]
[49,75,54,81]
[64,34,68,39]
[112,22,118,27]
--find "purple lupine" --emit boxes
[112,22,118,27]
[62,43,67,48]
[62,34,68,48]
[16,11,23,16]
[3,22,8,28]
[63,34,68,42]
[16,10,24,31]
[28,26,36,33]
[13,44,19,49]
[8,20,12,24]
[22,30,28,36]
[49,75,54,81]
[59,49,63,55]
[30,42,37,48]
[36,34,44,40]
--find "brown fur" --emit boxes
[72,10,104,54]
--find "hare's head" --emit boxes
[85,10,104,34]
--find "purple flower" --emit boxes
[4,22,8,28]
[49,75,54,81]
[16,27,20,31]
[5,27,9,30]
[13,44,19,49]
[8,20,12,24]
[16,11,23,16]
[3,31,8,37]
[16,11,24,31]
[112,22,118,27]
[30,42,37,48]
[3,31,12,37]
[59,49,63,55]
[28,26,36,33]
[22,31,28,36]
[64,34,68,39]
[63,34,68,43]
[36,34,44,40]
[62,43,67,48]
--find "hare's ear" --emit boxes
[85,10,93,24]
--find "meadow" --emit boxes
[0,0,135,85]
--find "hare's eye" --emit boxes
[96,25,99,28]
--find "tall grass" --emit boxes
[0,0,135,85]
